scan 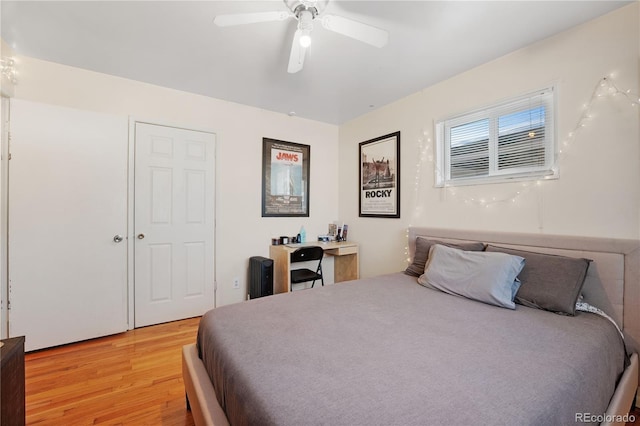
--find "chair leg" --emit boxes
[311,279,316,288]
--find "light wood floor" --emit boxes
[25,317,200,425]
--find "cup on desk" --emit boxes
[279,236,289,244]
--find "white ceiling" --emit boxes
[1,1,631,124]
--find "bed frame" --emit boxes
[183,228,640,426]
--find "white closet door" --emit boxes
[8,99,128,351]
[134,123,215,328]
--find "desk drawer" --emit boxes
[325,246,358,256]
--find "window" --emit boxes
[435,87,556,186]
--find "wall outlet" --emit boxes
[233,277,240,289]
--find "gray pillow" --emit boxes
[404,237,485,277]
[418,244,524,309]
[485,245,591,315]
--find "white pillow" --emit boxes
[418,244,525,309]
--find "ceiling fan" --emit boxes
[214,0,389,74]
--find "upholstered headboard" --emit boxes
[407,227,640,356]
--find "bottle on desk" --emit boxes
[299,226,306,243]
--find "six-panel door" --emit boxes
[133,123,216,328]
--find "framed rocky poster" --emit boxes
[262,138,310,217]
[359,131,400,218]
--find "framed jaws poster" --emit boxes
[262,138,310,217]
[359,131,400,218]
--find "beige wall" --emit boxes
[10,56,339,307]
[339,3,640,278]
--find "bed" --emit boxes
[183,228,640,425]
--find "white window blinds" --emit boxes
[437,87,556,186]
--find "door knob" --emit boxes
[113,235,124,243]
[137,234,145,240]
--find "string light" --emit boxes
[406,129,431,261]
[454,181,540,208]
[558,76,639,158]
[412,129,431,215]
[1,57,17,84]
[412,75,638,209]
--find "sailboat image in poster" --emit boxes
[271,148,303,196]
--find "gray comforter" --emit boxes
[197,272,626,426]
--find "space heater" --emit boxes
[249,256,274,299]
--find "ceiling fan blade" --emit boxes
[287,30,307,74]
[320,14,389,48]
[214,11,292,27]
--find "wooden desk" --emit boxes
[269,241,359,293]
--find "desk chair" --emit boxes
[290,246,324,291]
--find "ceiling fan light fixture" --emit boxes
[299,32,312,47]
[297,9,314,48]
[215,0,389,73]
